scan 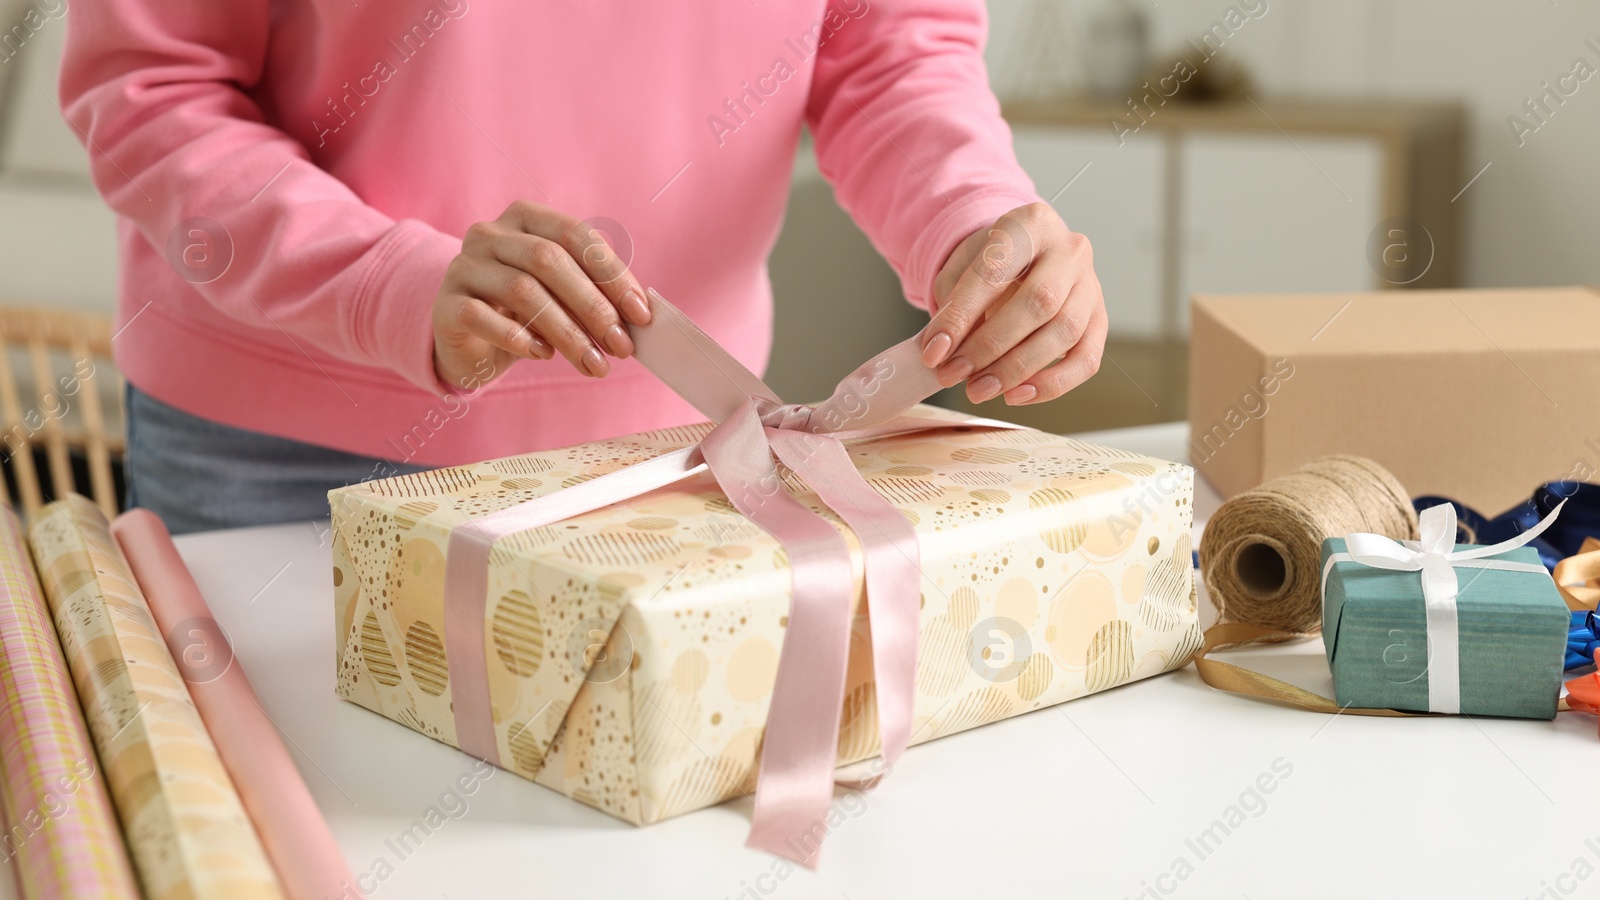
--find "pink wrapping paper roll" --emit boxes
[0,502,140,899]
[111,509,355,900]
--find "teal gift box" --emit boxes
[1320,539,1569,719]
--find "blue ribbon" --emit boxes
[1569,610,1600,671]
[1414,481,1600,572]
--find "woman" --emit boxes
[61,0,1105,533]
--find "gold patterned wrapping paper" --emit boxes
[331,408,1200,825]
[30,496,284,900]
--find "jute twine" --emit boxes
[1199,455,1418,634]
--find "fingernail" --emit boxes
[529,336,553,359]
[622,289,653,325]
[603,324,633,358]
[1004,384,1038,405]
[968,374,1002,403]
[937,356,974,388]
[921,332,953,368]
[582,346,609,377]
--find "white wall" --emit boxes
[0,3,118,314]
[987,0,1600,289]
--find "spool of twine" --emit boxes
[1199,455,1418,633]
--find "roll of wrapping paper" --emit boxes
[0,502,140,899]
[111,508,355,900]
[1198,455,1419,633]
[28,495,284,900]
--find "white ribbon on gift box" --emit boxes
[1319,499,1565,714]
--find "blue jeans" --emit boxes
[125,385,430,535]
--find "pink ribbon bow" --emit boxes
[443,291,1011,866]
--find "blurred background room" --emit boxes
[0,0,1597,506]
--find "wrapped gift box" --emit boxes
[1321,538,1568,718]
[330,407,1200,824]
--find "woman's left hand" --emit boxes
[921,202,1107,406]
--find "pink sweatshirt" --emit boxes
[61,0,1039,467]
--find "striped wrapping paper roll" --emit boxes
[29,495,285,900]
[0,502,140,899]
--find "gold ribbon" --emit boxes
[1554,536,1600,611]
[1192,622,1426,717]
[1194,622,1577,714]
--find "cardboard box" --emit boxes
[1321,537,1567,718]
[330,407,1201,825]
[1188,286,1600,510]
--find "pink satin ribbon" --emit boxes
[444,291,997,866]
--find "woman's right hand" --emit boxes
[432,200,651,390]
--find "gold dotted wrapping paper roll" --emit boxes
[1199,456,1418,633]
[29,495,284,900]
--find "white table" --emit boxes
[19,424,1598,899]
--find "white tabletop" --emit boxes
[13,422,1597,899]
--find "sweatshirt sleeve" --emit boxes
[58,0,459,396]
[806,0,1042,313]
